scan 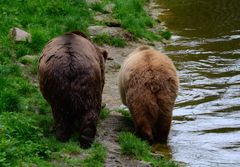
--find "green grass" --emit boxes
[100,107,111,120]
[112,0,159,41]
[0,112,50,166]
[53,142,106,167]
[116,109,133,129]
[0,0,92,57]
[118,132,178,167]
[81,143,107,167]
[117,109,178,166]
[93,34,126,47]
[0,112,107,167]
[116,108,131,118]
[18,55,36,65]
[160,30,172,40]
[118,132,150,158]
[90,2,107,13]
[90,0,171,42]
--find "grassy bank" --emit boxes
[118,132,178,167]
[117,110,179,167]
[91,0,170,42]
[0,0,173,166]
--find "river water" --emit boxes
[156,0,240,166]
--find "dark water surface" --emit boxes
[156,0,240,166]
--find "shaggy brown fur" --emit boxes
[38,31,107,148]
[118,46,179,144]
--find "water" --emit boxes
[156,0,240,166]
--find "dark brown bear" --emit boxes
[38,31,107,148]
[118,46,179,144]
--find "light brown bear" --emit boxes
[39,31,107,148]
[118,46,179,144]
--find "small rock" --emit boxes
[88,25,122,37]
[88,25,133,40]
[106,56,114,60]
[94,13,112,22]
[18,55,38,64]
[9,27,32,42]
[103,3,115,13]
[106,60,121,72]
[94,14,121,27]
[119,104,128,110]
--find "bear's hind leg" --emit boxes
[52,105,74,142]
[153,115,172,144]
[79,110,98,148]
[135,118,154,144]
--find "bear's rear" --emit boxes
[39,31,107,148]
[118,46,179,144]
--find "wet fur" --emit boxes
[118,46,179,144]
[38,31,107,148]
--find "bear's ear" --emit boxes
[100,48,108,60]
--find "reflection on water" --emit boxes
[157,0,240,166]
[152,143,173,159]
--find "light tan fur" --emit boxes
[118,46,179,143]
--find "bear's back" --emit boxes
[121,47,178,87]
[39,33,101,75]
[119,46,179,105]
[39,32,104,103]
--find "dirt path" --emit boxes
[102,43,140,109]
[97,111,152,167]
